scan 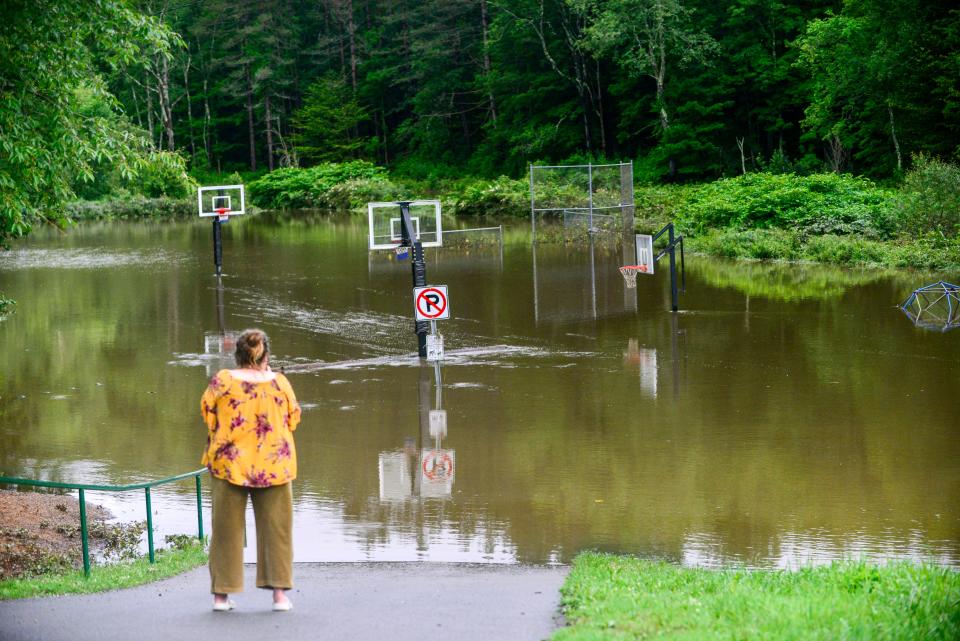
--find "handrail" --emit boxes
[0,468,208,577]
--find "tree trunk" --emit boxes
[888,103,902,173]
[347,0,358,93]
[245,63,257,171]
[159,55,175,150]
[202,77,213,167]
[265,94,275,171]
[183,54,196,160]
[595,59,606,156]
[145,69,155,146]
[480,0,497,126]
[380,99,390,164]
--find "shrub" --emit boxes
[452,176,529,217]
[130,151,197,199]
[680,172,896,239]
[248,161,386,209]
[65,197,194,221]
[688,228,801,261]
[897,154,960,237]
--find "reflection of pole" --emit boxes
[668,224,678,312]
[529,164,536,243]
[212,218,223,276]
[399,202,428,357]
[589,233,597,319]
[532,237,540,325]
[671,313,680,399]
[215,275,226,336]
[588,162,594,231]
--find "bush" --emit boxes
[688,228,802,261]
[248,161,386,209]
[130,151,197,198]
[897,154,960,237]
[451,176,528,217]
[680,172,896,239]
[65,197,194,221]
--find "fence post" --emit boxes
[79,488,90,577]
[195,474,204,541]
[145,487,155,563]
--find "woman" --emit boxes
[200,329,301,612]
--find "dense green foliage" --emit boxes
[0,1,180,247]
[86,0,958,182]
[0,538,206,600]
[554,552,960,641]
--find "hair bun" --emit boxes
[235,329,270,367]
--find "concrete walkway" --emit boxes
[0,563,569,641]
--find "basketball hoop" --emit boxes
[214,207,230,222]
[619,265,648,289]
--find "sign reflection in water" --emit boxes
[379,362,455,501]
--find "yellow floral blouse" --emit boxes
[200,369,301,487]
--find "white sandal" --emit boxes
[212,599,236,612]
[272,598,293,612]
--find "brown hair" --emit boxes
[235,329,270,368]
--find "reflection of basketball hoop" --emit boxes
[619,265,648,289]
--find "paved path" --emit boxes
[0,563,569,641]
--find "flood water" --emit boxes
[1,213,958,568]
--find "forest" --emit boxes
[1,0,959,263]
[80,0,960,180]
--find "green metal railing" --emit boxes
[0,468,207,577]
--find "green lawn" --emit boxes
[553,552,960,641]
[0,542,207,600]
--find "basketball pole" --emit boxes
[398,201,429,357]
[212,218,223,276]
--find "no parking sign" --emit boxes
[413,285,450,321]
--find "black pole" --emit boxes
[215,275,225,336]
[212,218,223,276]
[399,202,428,357]
[668,223,678,312]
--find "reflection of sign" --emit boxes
[635,234,655,275]
[624,339,657,398]
[421,449,455,482]
[426,334,444,361]
[378,452,412,501]
[429,410,447,438]
[414,286,449,321]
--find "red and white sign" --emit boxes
[421,449,455,483]
[414,285,450,321]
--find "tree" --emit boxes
[0,0,175,247]
[293,74,370,162]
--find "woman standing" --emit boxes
[200,329,301,612]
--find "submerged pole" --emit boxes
[212,219,223,276]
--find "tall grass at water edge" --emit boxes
[553,552,960,641]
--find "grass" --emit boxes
[0,540,207,600]
[553,552,960,641]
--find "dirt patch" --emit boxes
[0,490,130,580]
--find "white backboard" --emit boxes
[635,234,655,274]
[368,200,442,250]
[199,185,246,217]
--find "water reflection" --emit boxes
[379,362,455,501]
[2,217,959,568]
[202,277,237,378]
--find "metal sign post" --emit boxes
[398,202,430,357]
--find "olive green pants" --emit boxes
[209,477,293,594]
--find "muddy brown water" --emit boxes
[1,213,958,567]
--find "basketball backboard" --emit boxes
[198,185,246,217]
[368,200,442,250]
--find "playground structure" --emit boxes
[900,281,960,332]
